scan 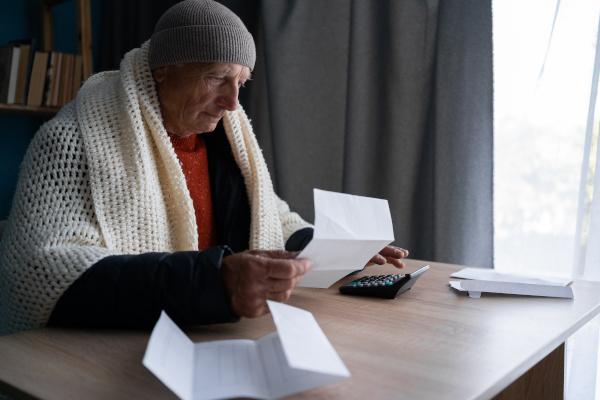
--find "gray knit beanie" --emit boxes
[148,0,256,71]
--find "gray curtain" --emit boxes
[247,0,493,267]
[99,0,493,268]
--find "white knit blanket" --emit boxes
[0,42,308,334]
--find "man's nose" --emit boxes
[217,84,239,111]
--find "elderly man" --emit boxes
[0,0,408,334]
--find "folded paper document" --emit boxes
[450,267,572,286]
[298,189,395,288]
[143,301,350,400]
[449,268,573,299]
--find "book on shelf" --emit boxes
[55,52,66,106]
[49,52,63,107]
[4,39,35,104]
[61,53,75,106]
[72,55,82,99]
[0,39,84,111]
[6,46,21,104]
[27,51,49,107]
[43,51,82,108]
[7,39,35,104]
[14,43,32,104]
[43,52,56,107]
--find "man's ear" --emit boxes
[153,67,168,84]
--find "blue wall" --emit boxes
[0,0,101,219]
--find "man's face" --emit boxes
[153,63,251,137]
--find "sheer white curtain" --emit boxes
[568,7,600,400]
[493,0,600,398]
[493,0,598,278]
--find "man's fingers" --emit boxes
[244,303,268,318]
[233,296,269,318]
[379,246,409,259]
[267,277,297,293]
[265,258,311,279]
[387,257,406,269]
[267,289,292,302]
[371,254,386,265]
[223,251,311,319]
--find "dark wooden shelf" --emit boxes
[0,103,59,117]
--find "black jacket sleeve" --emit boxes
[48,247,239,329]
[285,227,314,252]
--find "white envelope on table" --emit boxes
[143,301,350,400]
[298,189,395,288]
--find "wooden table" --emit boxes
[1,259,600,400]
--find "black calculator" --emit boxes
[339,265,430,299]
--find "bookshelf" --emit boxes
[0,103,60,116]
[44,0,93,81]
[0,0,93,116]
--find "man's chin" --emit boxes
[198,121,219,134]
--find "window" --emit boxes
[493,0,600,278]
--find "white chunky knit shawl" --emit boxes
[0,43,309,334]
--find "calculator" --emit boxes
[339,265,430,299]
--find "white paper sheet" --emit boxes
[143,302,350,400]
[191,339,268,400]
[449,279,574,299]
[450,267,572,286]
[142,312,195,400]
[298,189,395,288]
[267,300,349,377]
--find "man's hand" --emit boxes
[367,246,409,269]
[221,250,311,318]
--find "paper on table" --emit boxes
[261,301,350,399]
[267,300,349,377]
[450,267,572,286]
[298,189,395,288]
[449,279,574,299]
[143,302,350,400]
[142,311,195,400]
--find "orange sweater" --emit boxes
[169,133,216,250]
